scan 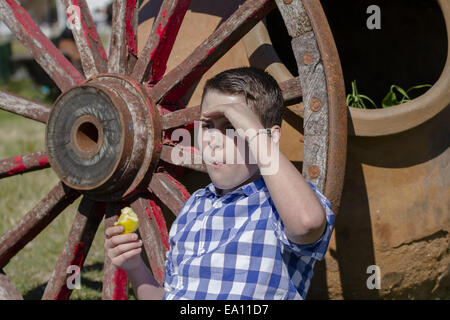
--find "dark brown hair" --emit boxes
[201,67,284,127]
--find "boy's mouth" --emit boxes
[211,161,224,168]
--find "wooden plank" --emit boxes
[130,195,169,285]
[62,0,108,78]
[291,31,329,191]
[0,270,23,300]
[131,0,191,83]
[102,202,129,300]
[42,198,105,300]
[108,0,139,74]
[0,151,50,180]
[148,172,190,216]
[274,0,312,38]
[0,90,51,123]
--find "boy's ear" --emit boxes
[270,125,281,144]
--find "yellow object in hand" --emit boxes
[114,207,139,234]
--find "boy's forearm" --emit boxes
[250,134,326,244]
[126,259,166,300]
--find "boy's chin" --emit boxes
[207,164,258,192]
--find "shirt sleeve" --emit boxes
[269,180,335,261]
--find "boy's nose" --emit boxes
[205,130,225,150]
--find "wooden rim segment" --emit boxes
[274,0,347,212]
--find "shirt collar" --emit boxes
[197,177,266,198]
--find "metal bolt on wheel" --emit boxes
[0,0,346,299]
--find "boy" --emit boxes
[105,67,334,300]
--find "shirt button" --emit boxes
[213,202,222,208]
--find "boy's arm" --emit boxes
[202,102,326,245]
[249,133,327,245]
[127,258,166,300]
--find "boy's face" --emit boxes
[200,90,259,193]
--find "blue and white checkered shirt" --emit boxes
[162,177,334,300]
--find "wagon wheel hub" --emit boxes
[46,74,162,201]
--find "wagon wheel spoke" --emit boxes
[131,0,191,83]
[0,269,23,300]
[0,151,50,180]
[148,172,190,217]
[102,202,129,300]
[108,0,139,75]
[42,198,105,300]
[149,0,275,104]
[62,0,108,78]
[0,0,84,92]
[0,90,51,124]
[129,194,169,286]
[160,145,206,173]
[0,182,80,268]
[161,104,200,130]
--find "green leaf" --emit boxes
[391,85,410,101]
[346,94,352,106]
[406,84,432,93]
[382,90,398,108]
[359,94,377,108]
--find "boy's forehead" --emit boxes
[201,90,247,112]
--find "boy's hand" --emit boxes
[202,102,265,135]
[105,226,143,272]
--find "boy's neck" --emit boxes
[216,171,261,196]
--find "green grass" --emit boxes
[0,79,136,300]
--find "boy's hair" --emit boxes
[201,67,284,127]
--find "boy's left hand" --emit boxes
[202,102,265,136]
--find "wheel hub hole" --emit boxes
[76,121,99,152]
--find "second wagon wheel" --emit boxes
[0,0,346,299]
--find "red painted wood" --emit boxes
[42,199,105,300]
[108,0,139,74]
[62,0,108,78]
[148,172,190,216]
[131,0,191,83]
[130,195,168,286]
[102,202,129,300]
[0,151,50,180]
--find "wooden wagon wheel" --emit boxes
[0,0,346,300]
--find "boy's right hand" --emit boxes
[105,226,143,272]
